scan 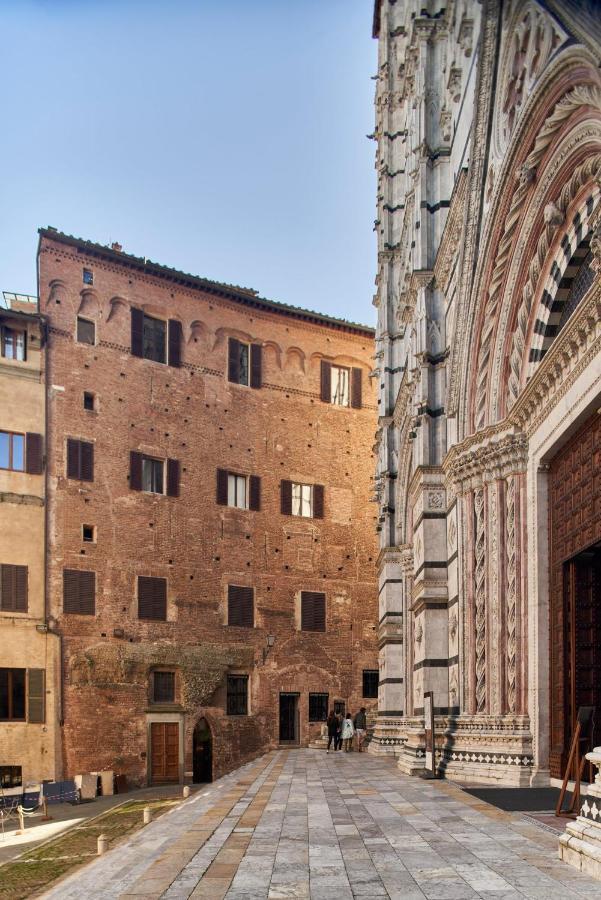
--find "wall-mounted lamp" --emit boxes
[262,634,275,664]
[36,623,48,634]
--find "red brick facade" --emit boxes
[39,230,378,785]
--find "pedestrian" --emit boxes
[326,710,338,753]
[354,707,367,752]
[342,713,355,752]
[335,713,343,751]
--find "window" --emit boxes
[82,525,95,543]
[63,569,95,615]
[0,766,22,788]
[138,576,167,621]
[216,470,260,510]
[228,338,262,388]
[0,431,24,471]
[362,670,379,699]
[0,564,28,612]
[142,457,164,494]
[331,366,350,406]
[227,675,248,716]
[83,392,95,411]
[0,669,25,720]
[66,438,94,481]
[228,585,254,628]
[152,671,176,703]
[131,310,181,367]
[143,315,166,364]
[309,693,329,722]
[292,482,313,517]
[301,591,326,632]
[83,268,94,285]
[281,480,324,518]
[76,317,95,345]
[1,328,26,361]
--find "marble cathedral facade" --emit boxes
[371,0,601,785]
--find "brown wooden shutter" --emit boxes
[0,564,26,612]
[27,669,45,724]
[216,468,229,505]
[15,565,27,612]
[80,441,94,482]
[131,307,144,357]
[228,338,240,383]
[168,319,182,367]
[228,585,254,628]
[166,458,180,497]
[130,451,143,490]
[138,576,167,620]
[249,475,261,511]
[250,343,262,389]
[281,480,292,515]
[26,433,43,475]
[313,484,324,519]
[63,569,95,615]
[320,360,331,403]
[301,591,326,632]
[351,367,362,409]
[67,438,80,478]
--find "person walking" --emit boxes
[334,713,343,751]
[354,707,367,752]
[326,710,338,753]
[342,713,355,752]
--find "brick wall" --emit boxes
[40,233,378,785]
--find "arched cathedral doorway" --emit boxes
[192,718,213,783]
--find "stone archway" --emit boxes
[192,717,213,784]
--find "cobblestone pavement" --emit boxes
[42,749,601,899]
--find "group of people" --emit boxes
[325,707,367,753]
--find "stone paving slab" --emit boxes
[40,750,601,899]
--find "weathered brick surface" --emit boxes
[40,233,378,784]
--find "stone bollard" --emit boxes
[143,806,152,825]
[97,834,108,855]
[183,785,190,799]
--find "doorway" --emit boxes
[193,718,212,783]
[150,722,179,783]
[279,693,299,744]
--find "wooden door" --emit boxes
[150,722,179,782]
[279,694,298,743]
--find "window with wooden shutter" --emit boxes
[249,475,261,511]
[281,480,292,515]
[216,468,229,505]
[131,307,144,357]
[138,576,167,621]
[66,439,93,481]
[331,365,350,406]
[313,484,324,519]
[320,360,331,402]
[1,327,26,361]
[228,585,254,628]
[26,433,43,475]
[0,564,28,612]
[27,669,45,724]
[228,338,240,383]
[0,431,24,471]
[63,569,95,615]
[250,343,262,389]
[351,367,362,409]
[228,338,250,385]
[130,451,142,490]
[168,320,182,368]
[301,591,326,632]
[167,458,180,497]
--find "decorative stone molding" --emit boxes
[506,476,518,714]
[444,432,528,494]
[474,489,487,714]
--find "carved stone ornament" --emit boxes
[415,620,423,646]
[543,201,564,226]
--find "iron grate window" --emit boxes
[226,675,248,716]
[309,693,329,722]
[153,671,175,703]
[362,670,379,699]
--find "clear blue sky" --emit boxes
[0,0,377,325]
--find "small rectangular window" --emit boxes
[309,693,329,722]
[0,431,25,471]
[141,457,164,494]
[77,317,95,345]
[153,671,175,703]
[138,576,167,621]
[226,675,248,716]
[82,524,95,543]
[0,669,26,721]
[227,473,248,509]
[142,315,166,364]
[1,328,26,361]
[83,268,94,285]
[0,564,28,612]
[301,591,326,632]
[292,482,312,517]
[362,670,379,699]
[83,392,95,411]
[331,365,350,406]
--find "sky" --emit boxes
[0,0,377,325]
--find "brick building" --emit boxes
[38,228,378,785]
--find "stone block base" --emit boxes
[559,819,601,880]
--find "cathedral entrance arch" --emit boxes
[549,411,601,778]
[192,718,213,783]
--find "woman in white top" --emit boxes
[341,714,355,752]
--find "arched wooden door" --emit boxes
[193,718,212,783]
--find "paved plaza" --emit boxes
[42,750,601,900]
